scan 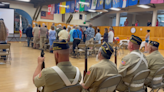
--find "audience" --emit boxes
[83,27,87,43]
[56,24,62,40]
[52,23,57,30]
[69,25,76,42]
[147,20,152,26]
[156,19,159,26]
[144,30,150,53]
[95,29,101,44]
[39,23,47,49]
[108,27,114,44]
[85,24,95,46]
[103,28,108,42]
[124,19,129,26]
[58,26,69,41]
[25,24,33,47]
[49,26,56,53]
[135,20,139,26]
[32,24,40,49]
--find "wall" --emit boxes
[136,14,153,26]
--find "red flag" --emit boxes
[19,15,22,38]
[151,0,163,4]
[48,4,51,15]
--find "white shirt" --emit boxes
[108,31,114,43]
[58,29,69,41]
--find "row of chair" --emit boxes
[0,43,11,64]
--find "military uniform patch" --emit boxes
[86,71,91,75]
[121,61,126,65]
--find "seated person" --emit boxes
[81,42,118,92]
[145,41,164,85]
[33,40,81,92]
[117,35,148,92]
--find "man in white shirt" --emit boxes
[108,27,114,44]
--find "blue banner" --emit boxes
[70,0,75,13]
[57,3,60,14]
[54,4,58,14]
[120,0,129,8]
[96,0,104,10]
[75,0,80,11]
[113,0,120,8]
[66,1,71,13]
[139,0,151,4]
[129,0,138,6]
[105,0,112,9]
[85,0,91,11]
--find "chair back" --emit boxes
[128,70,150,91]
[44,39,49,44]
[0,44,10,49]
[53,84,82,92]
[78,44,86,48]
[88,44,94,48]
[97,74,122,92]
[95,44,101,48]
[151,66,164,85]
[68,42,73,46]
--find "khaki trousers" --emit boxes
[40,36,46,49]
[85,38,94,46]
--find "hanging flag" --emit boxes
[48,4,51,15]
[19,15,22,38]
[61,2,66,14]
[70,0,75,13]
[66,1,71,13]
[91,0,97,9]
[80,0,85,11]
[120,0,129,8]
[151,0,164,4]
[139,0,150,4]
[113,0,120,8]
[96,0,104,10]
[84,0,91,11]
[58,3,61,14]
[105,0,112,9]
[54,4,58,14]
[75,0,80,12]
[51,4,55,14]
[129,0,138,6]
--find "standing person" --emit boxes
[49,26,56,53]
[56,24,62,41]
[69,25,76,42]
[83,27,87,43]
[72,26,82,57]
[147,20,152,26]
[135,20,139,26]
[25,24,33,47]
[39,23,47,49]
[85,24,95,46]
[33,40,81,92]
[79,27,83,38]
[124,19,129,26]
[95,29,101,44]
[103,28,108,42]
[0,18,8,61]
[58,26,69,41]
[156,19,159,26]
[45,25,49,39]
[144,30,150,53]
[52,23,57,30]
[108,27,114,44]
[32,24,40,49]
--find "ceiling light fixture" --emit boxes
[88,9,96,12]
[110,7,121,11]
[79,1,89,5]
[137,5,150,9]
[17,0,30,2]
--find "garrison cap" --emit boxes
[130,35,142,45]
[149,41,159,48]
[53,40,69,50]
[100,42,114,59]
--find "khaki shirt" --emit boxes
[146,50,164,78]
[58,30,69,41]
[83,59,118,92]
[34,62,82,92]
[33,27,40,37]
[118,50,148,83]
[40,27,47,37]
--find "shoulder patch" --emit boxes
[121,61,126,66]
[86,71,91,75]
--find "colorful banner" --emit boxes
[85,0,91,11]
[48,4,51,15]
[129,0,138,6]
[96,0,104,10]
[91,0,97,9]
[58,3,61,14]
[75,0,80,12]
[151,0,164,4]
[66,1,71,13]
[54,4,58,14]
[80,0,85,11]
[113,0,120,8]
[105,0,112,9]
[120,0,129,8]
[139,0,151,4]
[70,0,75,13]
[61,2,66,14]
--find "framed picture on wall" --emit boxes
[41,11,54,20]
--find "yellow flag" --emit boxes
[61,2,66,14]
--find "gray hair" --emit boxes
[76,26,79,29]
[42,23,45,27]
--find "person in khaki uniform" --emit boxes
[145,41,164,85]
[32,24,40,49]
[117,35,148,92]
[39,23,47,49]
[81,42,118,92]
[33,40,81,92]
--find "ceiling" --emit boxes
[0,0,70,7]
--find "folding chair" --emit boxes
[146,67,164,92]
[53,84,82,92]
[120,41,128,54]
[126,70,150,92]
[97,74,122,92]
[75,44,86,58]
[87,44,94,56]
[94,44,101,54]
[0,44,11,64]
[68,42,73,55]
[44,39,50,51]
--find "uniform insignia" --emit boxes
[38,72,42,78]
[87,71,91,75]
[121,61,126,65]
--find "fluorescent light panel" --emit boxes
[110,8,121,11]
[79,1,89,5]
[17,0,30,2]
[88,9,96,12]
[137,5,150,9]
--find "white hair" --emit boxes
[42,23,45,27]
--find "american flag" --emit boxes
[41,11,54,20]
[19,15,22,38]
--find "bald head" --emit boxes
[89,24,92,27]
[148,44,158,54]
[128,41,140,52]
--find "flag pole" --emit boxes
[19,15,22,43]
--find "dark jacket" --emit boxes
[103,32,108,42]
[26,27,33,37]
